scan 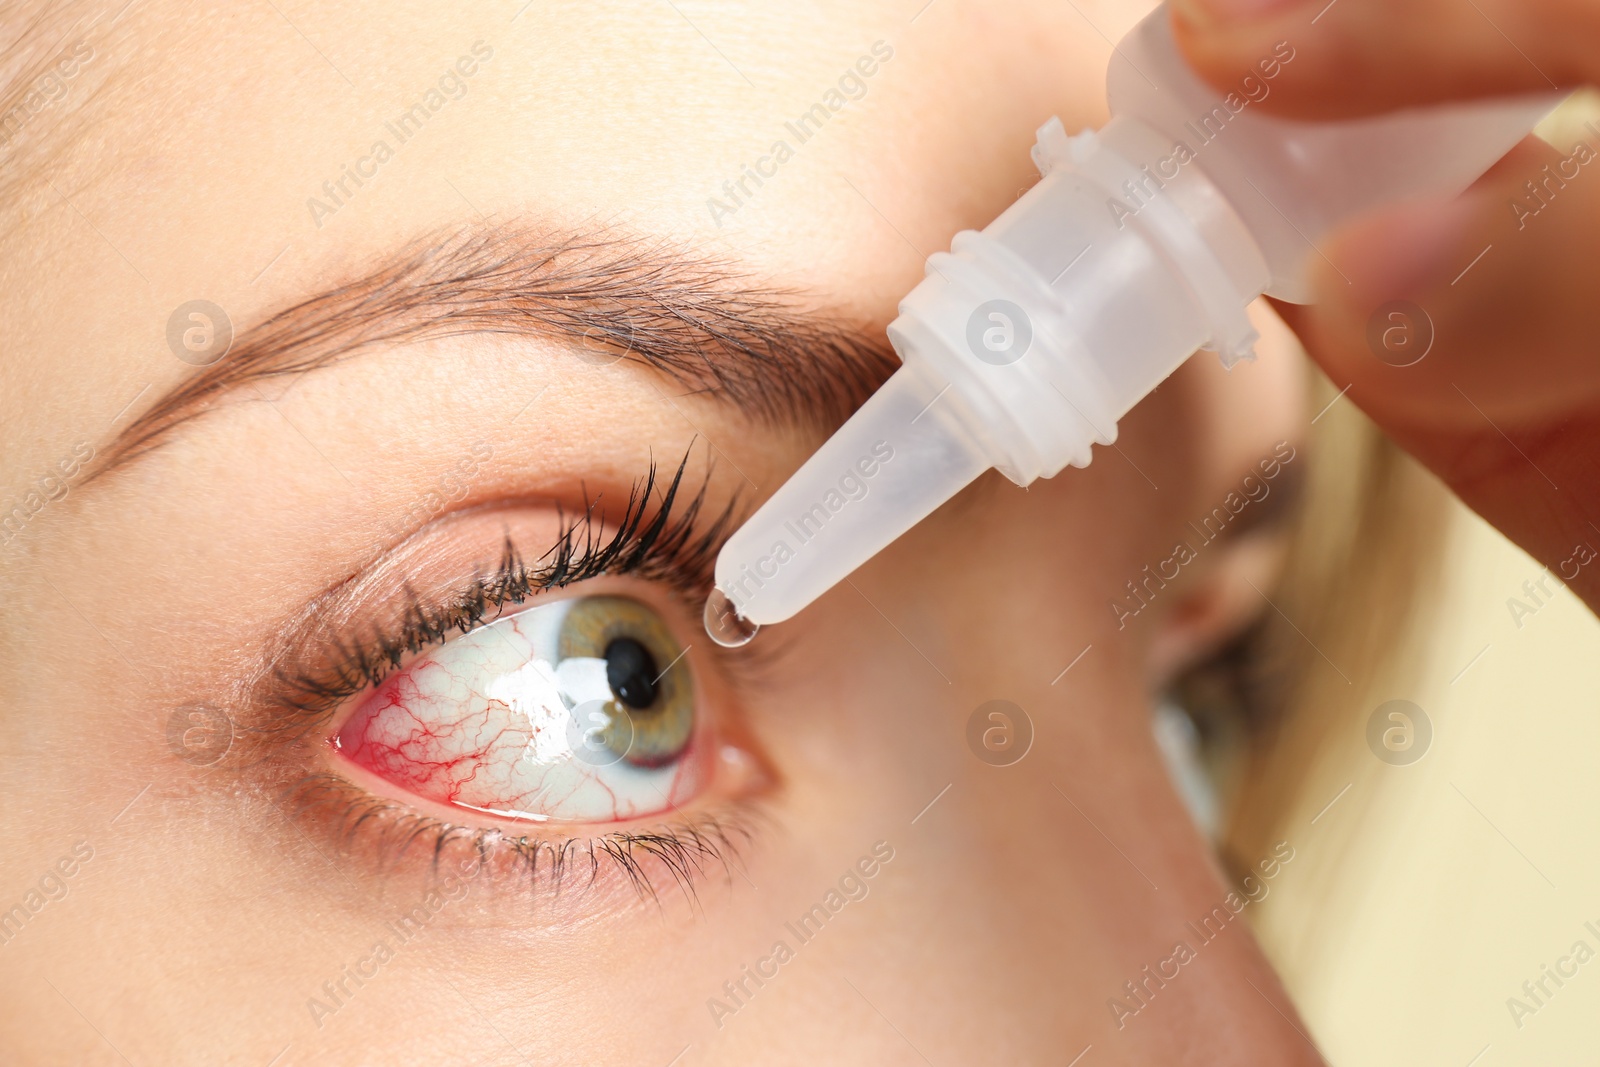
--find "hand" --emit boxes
[1172,0,1600,613]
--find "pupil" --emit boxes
[604,637,658,709]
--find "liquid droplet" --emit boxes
[704,587,759,648]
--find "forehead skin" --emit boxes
[0,0,1113,473]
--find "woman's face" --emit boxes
[0,1,1318,1063]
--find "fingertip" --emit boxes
[1166,0,1354,119]
[1300,150,1600,429]
[1170,0,1309,29]
[1166,1,1264,93]
[1171,0,1570,120]
[1292,197,1488,417]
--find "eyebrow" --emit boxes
[97,224,897,476]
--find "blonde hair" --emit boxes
[1217,368,1450,913]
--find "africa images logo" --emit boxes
[721,440,894,613]
[705,41,894,226]
[305,41,494,229]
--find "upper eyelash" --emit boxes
[269,445,735,731]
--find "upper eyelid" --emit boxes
[249,455,730,741]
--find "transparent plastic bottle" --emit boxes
[706,2,1560,640]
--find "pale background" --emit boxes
[1241,95,1600,1067]
[1256,498,1600,1067]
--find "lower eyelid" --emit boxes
[283,769,766,909]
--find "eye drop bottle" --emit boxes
[705,2,1560,644]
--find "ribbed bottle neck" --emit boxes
[884,115,1270,487]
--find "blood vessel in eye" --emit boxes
[333,606,702,824]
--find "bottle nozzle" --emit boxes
[708,365,989,628]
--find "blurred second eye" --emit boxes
[332,594,705,824]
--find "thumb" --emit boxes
[1275,132,1600,610]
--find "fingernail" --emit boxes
[1172,0,1309,25]
[1324,197,1480,309]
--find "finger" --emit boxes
[1169,0,1597,120]
[1274,132,1600,608]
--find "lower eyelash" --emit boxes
[284,771,759,907]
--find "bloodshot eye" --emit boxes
[332,595,705,824]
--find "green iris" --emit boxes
[559,596,693,767]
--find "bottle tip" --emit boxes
[703,587,759,648]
